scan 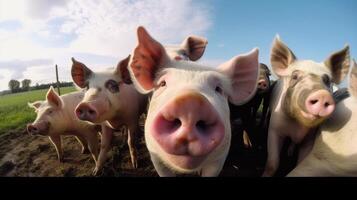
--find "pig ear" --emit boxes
[270,36,297,77]
[28,101,43,110]
[128,26,169,94]
[116,55,132,84]
[349,59,357,97]
[71,58,93,88]
[181,35,208,61]
[324,45,350,84]
[46,86,63,108]
[219,48,260,105]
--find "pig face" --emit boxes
[128,27,259,174]
[165,35,208,61]
[271,36,350,128]
[256,63,271,94]
[27,86,66,135]
[71,56,132,124]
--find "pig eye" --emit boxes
[159,80,166,87]
[48,110,53,115]
[322,75,331,86]
[105,80,120,93]
[215,86,223,95]
[292,73,299,80]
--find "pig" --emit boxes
[164,35,208,61]
[229,63,272,148]
[288,60,357,176]
[27,86,99,166]
[71,35,208,176]
[71,56,147,175]
[127,26,260,177]
[262,36,350,177]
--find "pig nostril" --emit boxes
[196,120,208,132]
[173,118,181,128]
[88,109,96,115]
[324,102,330,107]
[310,100,318,105]
[77,109,83,115]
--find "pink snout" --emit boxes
[257,79,269,90]
[305,90,335,118]
[27,121,49,135]
[151,91,225,169]
[75,103,98,122]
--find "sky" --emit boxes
[0,0,356,91]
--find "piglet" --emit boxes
[127,26,260,176]
[27,86,99,166]
[262,36,350,176]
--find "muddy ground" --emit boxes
[0,118,297,177]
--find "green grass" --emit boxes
[0,87,77,135]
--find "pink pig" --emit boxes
[127,26,260,176]
[27,87,99,167]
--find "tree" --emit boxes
[21,79,31,91]
[8,80,20,93]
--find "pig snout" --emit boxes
[75,103,98,122]
[257,79,269,90]
[304,90,335,118]
[27,121,49,135]
[151,91,225,168]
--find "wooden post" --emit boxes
[55,64,61,95]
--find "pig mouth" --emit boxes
[300,110,320,121]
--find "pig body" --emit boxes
[72,57,148,175]
[127,27,260,176]
[229,63,273,148]
[27,87,99,166]
[262,37,350,176]
[288,61,357,176]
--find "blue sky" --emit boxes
[0,0,356,91]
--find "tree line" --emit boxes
[1,79,74,95]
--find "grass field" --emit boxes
[0,87,76,135]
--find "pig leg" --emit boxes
[83,130,99,164]
[287,143,296,157]
[262,130,284,177]
[93,124,113,176]
[75,135,90,154]
[49,135,63,163]
[127,125,138,169]
[150,153,176,177]
[297,132,316,164]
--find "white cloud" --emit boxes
[0,0,212,91]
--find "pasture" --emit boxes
[0,87,76,135]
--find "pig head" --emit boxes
[288,60,357,177]
[27,86,66,135]
[165,35,208,61]
[127,26,259,176]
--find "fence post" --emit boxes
[55,64,61,95]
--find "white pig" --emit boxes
[27,86,99,166]
[288,60,357,176]
[127,26,260,177]
[262,36,350,177]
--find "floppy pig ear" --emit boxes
[270,36,297,77]
[71,58,93,88]
[219,48,260,105]
[116,55,132,84]
[324,45,350,84]
[46,86,63,108]
[181,35,208,61]
[128,26,169,94]
[28,101,43,110]
[349,59,357,98]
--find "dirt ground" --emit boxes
[0,118,297,177]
